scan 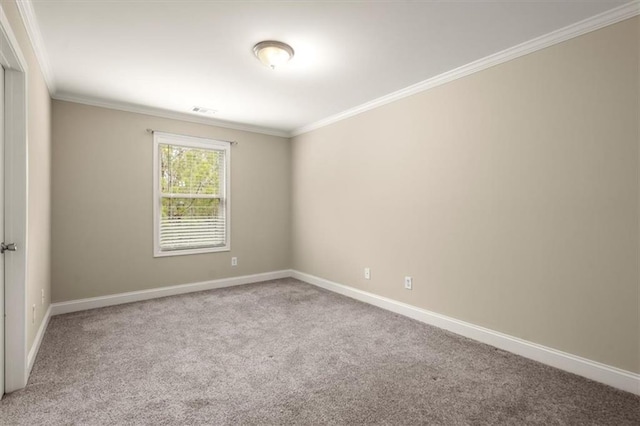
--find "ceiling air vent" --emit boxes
[191,106,217,116]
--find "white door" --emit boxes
[0,64,5,398]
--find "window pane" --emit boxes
[160,144,224,195]
[160,197,225,250]
[162,197,221,218]
[154,135,230,256]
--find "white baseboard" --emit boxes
[28,304,52,373]
[291,270,640,396]
[45,268,639,395]
[50,270,291,316]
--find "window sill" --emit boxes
[154,245,230,257]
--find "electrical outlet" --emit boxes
[32,304,36,324]
[404,276,413,290]
[41,289,45,305]
[231,257,238,266]
[364,268,371,280]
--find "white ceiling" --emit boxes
[27,0,630,136]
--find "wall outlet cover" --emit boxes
[404,276,412,290]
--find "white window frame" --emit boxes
[153,131,231,257]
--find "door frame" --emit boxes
[0,6,29,392]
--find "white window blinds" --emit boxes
[153,132,230,256]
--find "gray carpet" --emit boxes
[1,278,638,425]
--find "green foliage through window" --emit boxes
[160,144,224,219]
[156,139,228,252]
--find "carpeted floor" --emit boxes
[1,278,638,425]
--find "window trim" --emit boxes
[153,131,231,257]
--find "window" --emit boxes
[153,132,230,257]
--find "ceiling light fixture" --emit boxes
[253,40,294,70]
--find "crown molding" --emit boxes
[15,0,56,93]
[291,1,640,137]
[15,0,639,139]
[16,0,287,136]
[52,93,291,138]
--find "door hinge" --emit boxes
[1,242,17,253]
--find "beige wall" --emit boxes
[292,18,639,373]
[51,101,291,302]
[1,1,52,352]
